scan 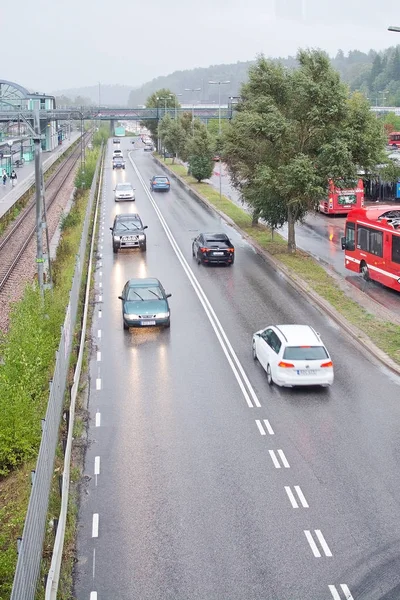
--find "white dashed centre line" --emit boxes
[95,412,101,427]
[277,449,290,468]
[304,529,332,557]
[92,514,99,538]
[97,329,101,339]
[98,310,102,319]
[96,378,101,391]
[255,420,266,435]
[98,294,102,302]
[90,592,97,600]
[99,282,102,288]
[97,351,101,362]
[263,419,274,434]
[284,485,309,508]
[92,548,96,578]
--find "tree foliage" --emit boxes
[142,89,180,146]
[187,122,215,182]
[224,50,386,252]
[158,115,187,163]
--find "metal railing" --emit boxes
[9,146,103,600]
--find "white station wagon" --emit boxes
[252,324,334,388]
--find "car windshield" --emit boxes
[154,177,168,183]
[116,184,132,191]
[127,287,163,301]
[283,346,329,360]
[115,220,141,231]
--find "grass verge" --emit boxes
[156,156,400,365]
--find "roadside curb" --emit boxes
[152,154,400,377]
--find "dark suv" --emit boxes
[110,213,148,253]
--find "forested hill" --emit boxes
[127,46,400,107]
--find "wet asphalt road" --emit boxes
[209,165,400,318]
[74,140,400,600]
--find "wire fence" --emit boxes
[10,148,102,600]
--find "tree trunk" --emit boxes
[252,208,260,227]
[287,205,296,253]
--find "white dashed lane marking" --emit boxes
[284,485,309,508]
[97,329,101,339]
[304,529,332,557]
[94,456,100,475]
[95,412,101,427]
[328,584,354,599]
[269,449,290,468]
[92,514,99,538]
[96,378,101,391]
[90,592,97,600]
[97,351,101,362]
[255,419,274,435]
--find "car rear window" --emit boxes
[155,177,168,182]
[283,346,328,360]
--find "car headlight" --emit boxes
[156,312,169,319]
[124,313,139,319]
[113,235,120,241]
[139,234,145,240]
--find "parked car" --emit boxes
[112,156,125,169]
[114,182,135,202]
[118,278,172,330]
[192,233,235,266]
[110,213,147,253]
[150,175,170,192]
[252,324,334,388]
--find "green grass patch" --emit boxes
[157,156,400,365]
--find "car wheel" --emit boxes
[113,244,118,254]
[252,340,257,361]
[192,245,195,257]
[197,254,201,265]
[360,261,370,281]
[123,321,128,330]
[164,319,170,329]
[266,364,273,386]
[140,244,147,252]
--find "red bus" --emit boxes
[388,131,400,147]
[341,205,400,291]
[319,179,364,215]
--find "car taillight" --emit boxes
[321,361,333,368]
[200,247,208,253]
[278,361,295,368]
[228,248,234,253]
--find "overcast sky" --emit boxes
[2,0,400,93]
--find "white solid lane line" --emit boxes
[255,420,265,435]
[130,156,261,409]
[263,419,274,434]
[277,449,290,468]
[95,412,101,427]
[304,530,321,557]
[92,514,99,538]
[94,456,100,475]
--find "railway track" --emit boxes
[0,133,91,294]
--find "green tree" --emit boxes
[187,122,214,182]
[224,50,386,252]
[142,89,179,147]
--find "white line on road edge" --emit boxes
[304,529,332,557]
[92,514,99,538]
[130,156,261,409]
[95,412,101,427]
[45,151,105,600]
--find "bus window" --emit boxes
[392,235,400,264]
[345,222,355,250]
[357,226,383,257]
[357,226,369,251]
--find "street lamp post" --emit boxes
[157,95,173,157]
[184,88,201,134]
[208,80,230,202]
[174,93,183,120]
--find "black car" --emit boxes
[110,213,148,253]
[192,233,235,266]
[112,156,125,169]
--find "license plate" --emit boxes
[297,369,317,375]
[213,251,224,256]
[141,320,156,326]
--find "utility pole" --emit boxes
[209,80,230,203]
[34,107,52,296]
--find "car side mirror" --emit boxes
[118,295,124,300]
[166,293,172,298]
[143,225,148,230]
[341,236,346,250]
[110,227,113,231]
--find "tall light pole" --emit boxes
[184,87,201,134]
[388,26,400,32]
[157,95,173,157]
[174,93,183,120]
[209,80,230,202]
[98,82,101,131]
[379,89,388,107]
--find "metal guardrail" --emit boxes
[9,146,103,600]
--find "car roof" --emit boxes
[127,278,161,287]
[202,232,230,240]
[153,175,168,179]
[116,182,133,187]
[115,213,141,220]
[272,324,323,345]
